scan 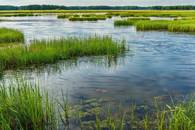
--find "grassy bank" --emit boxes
[0,28,24,44]
[0,79,195,130]
[0,36,125,70]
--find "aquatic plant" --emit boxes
[114,19,137,26]
[0,36,126,70]
[168,20,195,32]
[135,20,171,31]
[115,19,195,33]
[114,18,150,26]
[0,13,38,17]
[69,16,107,21]
[0,78,195,130]
[0,28,24,44]
[0,79,56,130]
[57,14,71,19]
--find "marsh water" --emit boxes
[1,16,195,105]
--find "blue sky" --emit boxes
[1,0,195,6]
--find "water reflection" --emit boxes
[0,16,195,105]
[2,55,127,102]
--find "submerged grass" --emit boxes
[0,28,24,44]
[0,36,126,70]
[0,79,195,130]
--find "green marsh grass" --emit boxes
[135,20,171,31]
[114,17,150,26]
[0,79,56,130]
[0,28,24,44]
[58,14,108,21]
[0,13,38,17]
[0,36,126,70]
[57,14,71,19]
[69,16,107,21]
[114,19,137,26]
[0,78,195,130]
[115,18,195,33]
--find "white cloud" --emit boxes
[0,0,195,6]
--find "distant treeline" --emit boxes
[1,5,195,10]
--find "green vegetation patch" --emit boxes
[114,17,150,26]
[57,14,109,21]
[0,28,24,44]
[135,20,172,31]
[0,80,56,130]
[69,16,106,21]
[0,13,39,17]
[1,79,195,130]
[115,18,195,33]
[0,36,126,70]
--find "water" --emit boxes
[1,16,195,105]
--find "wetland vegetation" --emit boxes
[114,18,195,33]
[0,9,195,130]
[1,79,195,130]
[58,14,109,21]
[0,28,24,44]
[0,35,126,71]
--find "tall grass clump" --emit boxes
[114,18,150,26]
[57,14,71,19]
[168,20,195,32]
[115,18,195,33]
[0,80,56,130]
[0,13,37,17]
[0,28,24,44]
[135,20,171,31]
[0,36,126,70]
[69,16,107,21]
[114,19,137,26]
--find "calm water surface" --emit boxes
[1,16,195,104]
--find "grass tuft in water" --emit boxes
[114,18,150,26]
[115,18,195,33]
[0,28,24,44]
[0,36,126,70]
[0,79,56,130]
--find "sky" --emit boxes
[1,0,195,6]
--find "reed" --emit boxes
[135,20,171,31]
[57,14,71,19]
[115,19,195,33]
[0,79,56,130]
[114,18,150,26]
[0,79,195,130]
[68,16,107,21]
[114,19,137,26]
[0,13,38,17]
[0,36,126,70]
[168,20,195,32]
[0,28,24,44]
